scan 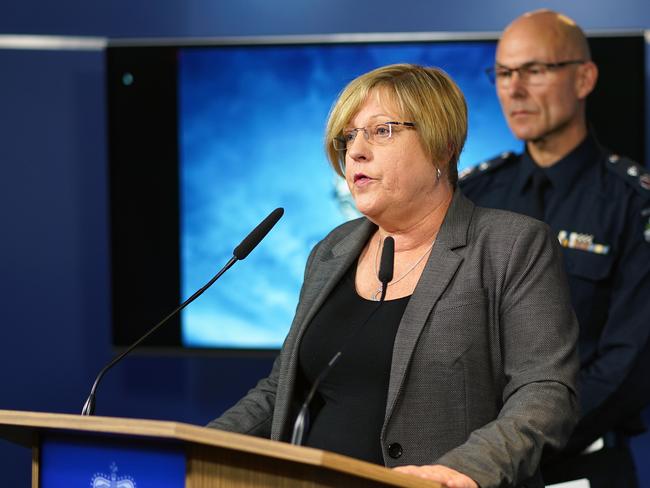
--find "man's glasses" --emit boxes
[485,60,585,87]
[333,121,416,151]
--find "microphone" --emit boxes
[378,236,394,301]
[234,208,284,260]
[290,236,395,445]
[81,207,284,416]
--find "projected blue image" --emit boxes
[178,42,520,349]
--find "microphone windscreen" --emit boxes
[378,236,395,284]
[233,207,284,260]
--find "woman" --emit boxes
[208,64,579,488]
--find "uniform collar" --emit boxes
[516,133,602,195]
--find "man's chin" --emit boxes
[509,125,542,143]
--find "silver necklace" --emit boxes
[372,236,436,301]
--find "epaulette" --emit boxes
[605,153,650,200]
[459,151,517,182]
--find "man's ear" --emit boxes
[575,61,598,100]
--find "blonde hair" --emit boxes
[325,64,467,186]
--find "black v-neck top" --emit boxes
[298,263,410,465]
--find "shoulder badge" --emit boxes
[605,154,650,200]
[459,151,517,182]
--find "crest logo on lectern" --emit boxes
[91,462,136,488]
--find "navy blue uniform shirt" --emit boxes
[459,134,650,435]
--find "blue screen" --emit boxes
[178,41,520,349]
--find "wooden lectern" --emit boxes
[0,409,440,487]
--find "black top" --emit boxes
[459,134,650,448]
[298,264,410,465]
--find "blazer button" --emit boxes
[388,442,403,459]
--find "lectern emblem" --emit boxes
[91,462,136,488]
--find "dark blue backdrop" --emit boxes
[1,1,649,486]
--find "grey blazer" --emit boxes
[208,190,580,488]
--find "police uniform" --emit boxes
[459,133,650,488]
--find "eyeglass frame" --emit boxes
[332,121,416,151]
[485,59,586,86]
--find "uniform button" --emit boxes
[388,442,403,459]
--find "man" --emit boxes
[459,10,650,488]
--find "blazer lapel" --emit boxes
[385,191,474,420]
[273,218,375,439]
[294,219,376,340]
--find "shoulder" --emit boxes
[472,205,549,235]
[597,152,650,246]
[470,204,553,251]
[602,153,650,201]
[458,151,519,184]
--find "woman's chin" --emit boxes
[353,202,383,221]
[352,197,370,212]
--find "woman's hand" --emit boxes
[394,464,478,488]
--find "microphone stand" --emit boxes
[81,207,284,416]
[81,256,237,416]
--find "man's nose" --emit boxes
[504,71,527,97]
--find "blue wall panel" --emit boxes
[1,0,649,37]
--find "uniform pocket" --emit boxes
[563,248,614,281]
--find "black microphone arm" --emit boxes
[290,236,395,445]
[290,351,342,445]
[81,207,284,416]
